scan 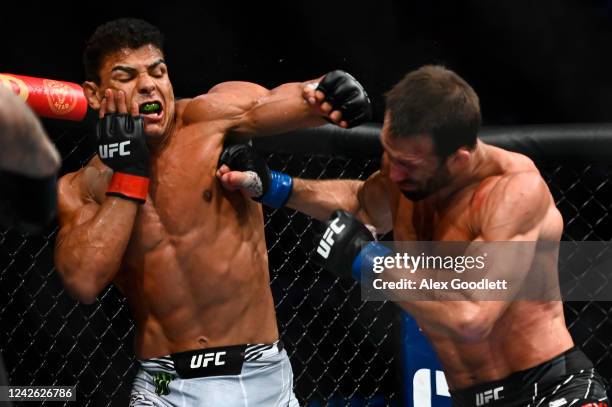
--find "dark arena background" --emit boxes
[2,1,612,405]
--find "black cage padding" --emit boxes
[255,122,612,162]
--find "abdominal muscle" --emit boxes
[392,187,573,389]
[426,300,573,389]
[113,188,279,359]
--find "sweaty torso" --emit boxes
[388,146,573,390]
[87,99,278,359]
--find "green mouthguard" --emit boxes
[142,103,159,113]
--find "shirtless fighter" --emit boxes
[54,18,371,406]
[217,65,610,406]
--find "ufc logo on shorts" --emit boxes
[476,386,504,406]
[316,218,346,258]
[99,141,131,158]
[190,351,226,369]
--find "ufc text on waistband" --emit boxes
[170,344,247,379]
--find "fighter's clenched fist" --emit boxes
[96,89,150,203]
[304,70,372,128]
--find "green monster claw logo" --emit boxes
[153,372,175,396]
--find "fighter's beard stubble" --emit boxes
[400,162,452,202]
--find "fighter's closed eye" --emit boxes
[114,76,134,83]
[112,66,137,82]
[150,67,165,78]
[390,157,418,172]
[148,60,166,78]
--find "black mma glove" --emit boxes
[316,70,372,128]
[96,113,150,203]
[218,144,293,208]
[315,210,390,281]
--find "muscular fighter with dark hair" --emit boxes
[55,18,371,406]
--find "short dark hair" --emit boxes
[385,65,481,159]
[83,18,164,83]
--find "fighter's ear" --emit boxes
[82,81,101,110]
[448,147,471,171]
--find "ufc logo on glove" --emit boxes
[316,218,346,258]
[99,141,131,158]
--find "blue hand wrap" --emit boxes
[261,171,293,208]
[351,242,392,282]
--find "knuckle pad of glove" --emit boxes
[118,114,127,133]
[132,118,149,169]
[132,116,144,137]
[96,121,103,141]
[340,97,362,117]
[217,146,235,168]
[318,71,372,127]
[111,113,123,136]
[346,97,373,127]
[335,86,360,108]
[102,114,115,140]
[218,144,251,170]
[322,210,374,272]
[124,115,134,133]
[343,216,374,256]
[348,112,368,127]
[316,70,349,104]
[218,144,270,194]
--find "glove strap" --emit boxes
[107,173,149,203]
[261,171,293,208]
[351,242,392,281]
